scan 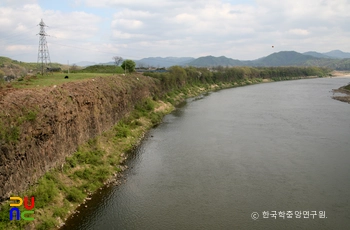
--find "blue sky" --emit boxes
[1,0,349,64]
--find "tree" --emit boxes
[112,56,123,66]
[71,64,78,71]
[121,60,136,73]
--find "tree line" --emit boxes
[143,66,331,91]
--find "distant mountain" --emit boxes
[71,49,350,70]
[135,57,194,68]
[81,57,195,68]
[188,55,243,67]
[101,62,115,66]
[186,51,350,70]
[323,50,350,59]
[74,61,97,67]
[251,51,317,66]
[303,51,332,59]
[187,52,318,67]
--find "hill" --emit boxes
[186,51,350,70]
[188,55,243,67]
[0,56,63,81]
[251,51,317,66]
[324,50,350,59]
[187,52,317,67]
[303,51,332,59]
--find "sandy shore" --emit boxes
[331,71,350,78]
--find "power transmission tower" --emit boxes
[37,19,51,75]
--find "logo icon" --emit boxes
[9,196,35,221]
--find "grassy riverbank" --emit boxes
[0,66,331,229]
[0,97,173,229]
[0,81,230,229]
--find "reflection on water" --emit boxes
[62,78,350,230]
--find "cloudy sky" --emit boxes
[1,0,349,64]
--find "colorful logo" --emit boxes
[9,197,35,221]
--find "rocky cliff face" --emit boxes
[0,74,159,201]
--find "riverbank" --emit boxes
[0,66,331,229]
[0,77,265,229]
[61,77,350,230]
[0,82,241,229]
[330,71,350,104]
[330,70,350,77]
[333,83,350,104]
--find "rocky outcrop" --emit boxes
[332,84,350,104]
[0,74,160,201]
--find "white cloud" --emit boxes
[112,19,143,29]
[0,2,103,62]
[0,0,349,62]
[5,45,34,52]
[288,29,310,36]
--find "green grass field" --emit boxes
[10,72,115,89]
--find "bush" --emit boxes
[150,112,162,125]
[121,60,136,73]
[115,122,131,138]
[65,156,77,168]
[74,168,94,180]
[30,177,59,209]
[53,206,66,218]
[37,217,56,230]
[65,187,85,202]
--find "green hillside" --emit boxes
[0,56,63,81]
[253,51,316,66]
[189,55,242,67]
[186,51,350,70]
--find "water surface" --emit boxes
[62,77,350,230]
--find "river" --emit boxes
[62,77,350,230]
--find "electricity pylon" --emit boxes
[37,19,51,75]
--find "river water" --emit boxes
[62,77,350,230]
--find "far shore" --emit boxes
[331,71,350,78]
[332,73,350,103]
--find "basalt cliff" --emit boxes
[0,74,160,201]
